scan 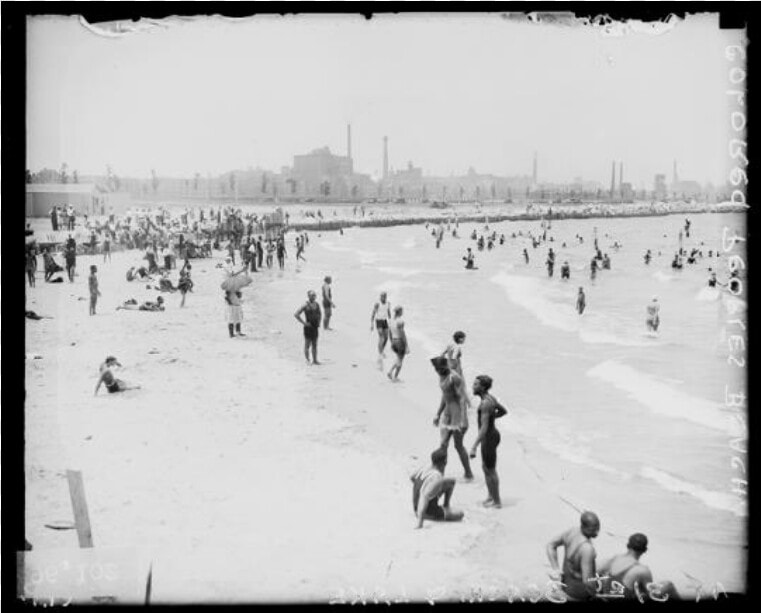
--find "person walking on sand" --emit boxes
[469,375,508,508]
[294,290,322,365]
[65,243,77,283]
[546,511,601,601]
[88,265,101,315]
[410,448,465,529]
[596,533,682,601]
[94,356,141,395]
[225,290,246,338]
[321,276,335,330]
[576,287,586,315]
[646,296,660,332]
[431,356,474,480]
[370,291,392,365]
[387,306,410,381]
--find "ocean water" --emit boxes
[311,212,746,587]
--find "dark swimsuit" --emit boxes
[478,396,501,469]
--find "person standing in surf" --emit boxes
[321,276,335,330]
[463,247,476,269]
[469,375,508,508]
[646,296,660,332]
[431,356,474,481]
[576,287,586,315]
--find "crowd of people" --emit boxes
[26,203,739,603]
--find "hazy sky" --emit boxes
[27,13,744,187]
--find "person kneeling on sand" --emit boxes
[596,533,681,601]
[116,296,165,311]
[410,448,464,529]
[95,356,141,395]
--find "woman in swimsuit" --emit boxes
[469,375,508,508]
[94,357,140,395]
[387,306,409,381]
[431,356,474,480]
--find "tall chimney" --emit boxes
[673,159,678,185]
[619,161,623,187]
[532,152,538,185]
[610,161,616,198]
[347,124,352,160]
[383,136,389,180]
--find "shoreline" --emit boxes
[288,202,746,232]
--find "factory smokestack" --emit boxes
[532,152,538,185]
[610,161,616,198]
[347,124,352,160]
[619,161,623,187]
[383,136,389,180]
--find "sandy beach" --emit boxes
[24,203,746,603]
[24,245,562,603]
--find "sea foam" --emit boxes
[640,466,746,517]
[587,361,742,436]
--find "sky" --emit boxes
[26,12,745,187]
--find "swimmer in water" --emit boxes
[646,296,660,332]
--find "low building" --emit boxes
[25,183,116,217]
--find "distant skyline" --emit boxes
[27,13,744,188]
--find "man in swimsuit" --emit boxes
[469,375,508,508]
[387,306,409,380]
[295,290,322,365]
[370,291,392,365]
[321,276,335,330]
[94,356,140,395]
[410,448,464,529]
[431,356,474,480]
[597,533,681,601]
[546,511,601,601]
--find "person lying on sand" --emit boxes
[94,356,141,395]
[25,310,52,320]
[410,448,464,529]
[116,296,165,311]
